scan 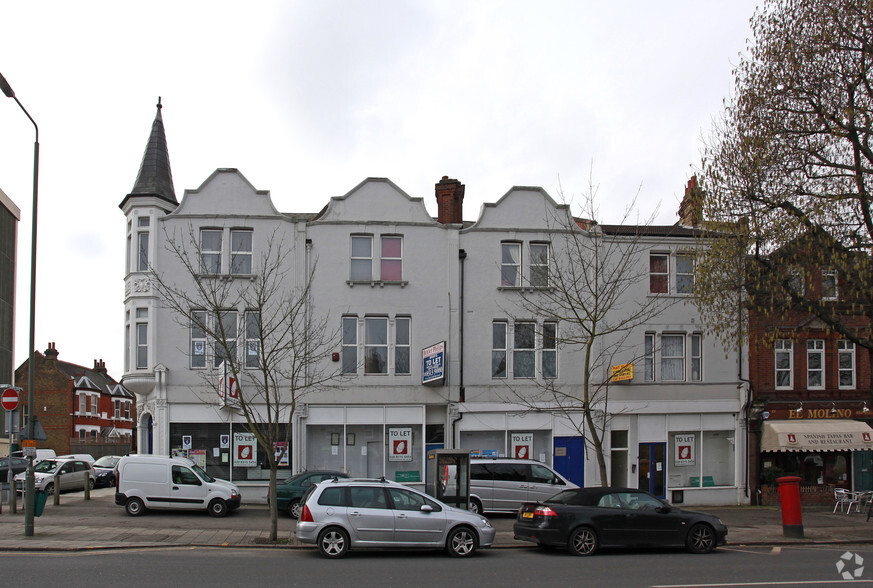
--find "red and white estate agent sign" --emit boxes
[511,433,533,460]
[234,432,257,467]
[388,427,413,461]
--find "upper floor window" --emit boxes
[530,243,550,287]
[137,217,150,272]
[135,308,148,370]
[245,311,260,369]
[191,310,208,369]
[395,317,410,375]
[690,333,702,381]
[365,317,388,374]
[380,236,403,282]
[644,333,655,381]
[775,339,793,389]
[214,310,238,368]
[492,320,558,379]
[200,229,223,274]
[189,310,248,369]
[231,230,253,275]
[350,236,373,281]
[501,242,521,287]
[788,267,804,296]
[822,268,838,300]
[676,254,694,294]
[838,340,855,389]
[342,315,412,375]
[342,316,358,374]
[649,254,669,293]
[661,334,685,381]
[806,339,825,389]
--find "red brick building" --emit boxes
[748,259,873,504]
[14,342,135,456]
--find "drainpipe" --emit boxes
[452,250,467,445]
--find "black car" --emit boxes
[92,455,121,488]
[514,487,728,555]
[273,471,348,518]
[0,456,29,478]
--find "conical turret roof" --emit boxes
[120,98,177,209]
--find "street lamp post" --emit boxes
[0,71,39,537]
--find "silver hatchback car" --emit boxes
[295,477,495,558]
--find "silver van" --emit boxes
[468,458,577,514]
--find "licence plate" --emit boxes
[522,511,534,518]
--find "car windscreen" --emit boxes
[33,460,59,473]
[191,463,215,483]
[93,456,119,468]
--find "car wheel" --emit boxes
[44,482,55,496]
[288,500,302,519]
[208,498,228,518]
[88,479,95,490]
[686,523,716,554]
[568,526,598,556]
[468,498,483,515]
[446,526,478,558]
[125,497,146,516]
[317,527,350,559]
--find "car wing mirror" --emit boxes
[420,504,433,513]
[656,506,672,514]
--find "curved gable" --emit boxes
[470,186,571,231]
[314,178,436,225]
[169,169,282,218]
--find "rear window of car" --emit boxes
[317,486,347,507]
[547,490,593,506]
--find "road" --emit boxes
[1,544,871,587]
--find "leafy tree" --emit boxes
[150,227,338,541]
[695,0,873,350]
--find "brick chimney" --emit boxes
[93,359,107,374]
[44,342,59,362]
[435,176,465,224]
[678,176,703,227]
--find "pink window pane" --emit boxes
[382,237,402,258]
[382,259,402,281]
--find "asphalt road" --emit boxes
[1,543,871,587]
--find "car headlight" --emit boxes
[480,518,492,527]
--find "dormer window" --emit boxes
[822,268,838,300]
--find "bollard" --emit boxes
[53,476,60,506]
[84,470,90,501]
[776,476,804,538]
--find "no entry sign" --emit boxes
[1,388,19,411]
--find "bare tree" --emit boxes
[150,226,339,541]
[504,181,678,486]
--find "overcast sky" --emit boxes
[0,0,760,382]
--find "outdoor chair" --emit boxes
[833,488,860,514]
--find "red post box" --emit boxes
[776,476,804,538]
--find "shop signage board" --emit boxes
[610,363,634,382]
[234,432,257,467]
[511,433,533,460]
[389,427,413,461]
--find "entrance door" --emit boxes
[367,441,383,478]
[553,436,584,486]
[638,443,666,498]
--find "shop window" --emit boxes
[610,430,628,486]
[838,340,855,389]
[775,339,793,389]
[806,339,824,389]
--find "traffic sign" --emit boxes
[1,388,18,411]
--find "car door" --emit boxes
[55,461,76,491]
[620,491,684,545]
[346,486,395,544]
[490,463,528,511]
[169,465,207,509]
[470,463,493,509]
[388,487,447,545]
[73,461,92,490]
[591,492,637,545]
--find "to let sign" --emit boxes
[1,388,19,411]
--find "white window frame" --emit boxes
[350,235,373,281]
[364,317,389,375]
[380,235,403,282]
[822,268,838,300]
[395,317,411,375]
[644,333,655,381]
[191,310,208,369]
[135,319,148,370]
[807,339,825,389]
[492,321,508,378]
[660,334,686,382]
[244,311,260,369]
[775,339,793,389]
[838,339,856,389]
[200,229,223,275]
[341,316,358,374]
[213,310,238,368]
[79,393,86,415]
[513,322,536,378]
[230,229,253,275]
[676,254,694,294]
[529,243,550,288]
[137,216,150,272]
[542,321,557,378]
[690,333,702,381]
[649,253,669,294]
[501,242,521,287]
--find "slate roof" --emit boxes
[53,360,134,399]
[119,98,177,209]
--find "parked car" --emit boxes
[295,477,495,558]
[92,455,121,488]
[0,456,29,477]
[466,458,577,514]
[56,454,95,464]
[114,454,241,517]
[13,457,95,495]
[273,471,348,518]
[513,487,728,556]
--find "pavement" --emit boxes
[0,488,870,551]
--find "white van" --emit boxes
[12,449,56,463]
[114,454,241,517]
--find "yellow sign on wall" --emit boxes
[610,363,634,382]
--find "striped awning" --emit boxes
[761,419,873,452]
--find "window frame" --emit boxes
[644,333,655,382]
[492,321,508,378]
[341,316,358,374]
[649,253,669,294]
[244,311,260,369]
[821,268,838,301]
[775,339,793,390]
[501,242,522,287]
[395,317,411,375]
[690,333,702,381]
[660,334,686,382]
[137,217,150,272]
[350,235,374,282]
[806,339,825,389]
[529,242,550,288]
[364,317,389,375]
[838,339,856,389]
[380,235,403,282]
[230,229,253,275]
[513,322,536,378]
[200,229,223,275]
[675,254,694,295]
